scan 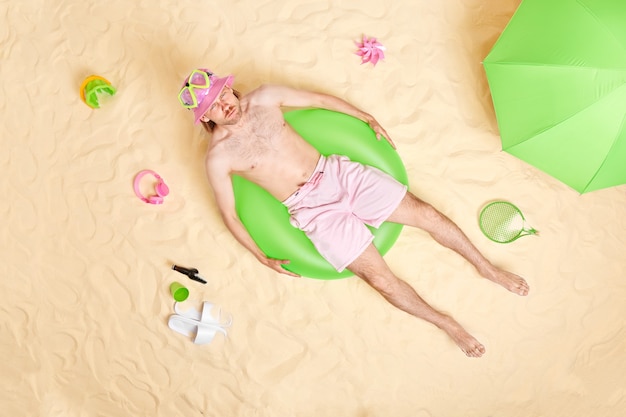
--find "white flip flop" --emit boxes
[167,314,225,345]
[174,301,233,328]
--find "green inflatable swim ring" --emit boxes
[232,108,409,280]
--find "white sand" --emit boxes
[1,0,625,415]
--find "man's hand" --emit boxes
[259,256,301,277]
[366,115,396,149]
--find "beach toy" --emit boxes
[232,108,408,280]
[79,75,116,108]
[133,170,169,204]
[479,201,538,243]
[355,35,386,66]
[169,282,189,302]
[168,301,232,345]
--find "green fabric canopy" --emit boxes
[483,0,626,194]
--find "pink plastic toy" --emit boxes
[355,35,386,66]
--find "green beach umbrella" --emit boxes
[483,0,626,194]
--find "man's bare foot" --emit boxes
[484,267,529,296]
[445,321,485,358]
[439,317,485,357]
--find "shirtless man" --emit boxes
[178,68,530,357]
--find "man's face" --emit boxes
[200,86,241,125]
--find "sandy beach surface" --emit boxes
[2,0,625,416]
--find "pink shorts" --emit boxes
[282,155,407,272]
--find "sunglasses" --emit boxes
[178,70,213,109]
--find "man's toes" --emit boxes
[465,343,485,358]
[475,344,486,357]
[518,283,529,296]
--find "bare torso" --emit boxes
[206,93,321,202]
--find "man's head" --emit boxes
[178,69,237,130]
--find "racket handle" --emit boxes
[523,227,539,236]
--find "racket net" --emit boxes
[479,201,537,243]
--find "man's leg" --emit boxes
[386,192,529,296]
[347,244,486,357]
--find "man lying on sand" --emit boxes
[178,68,529,357]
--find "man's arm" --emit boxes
[205,154,300,277]
[252,84,396,148]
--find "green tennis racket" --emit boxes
[479,201,538,243]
